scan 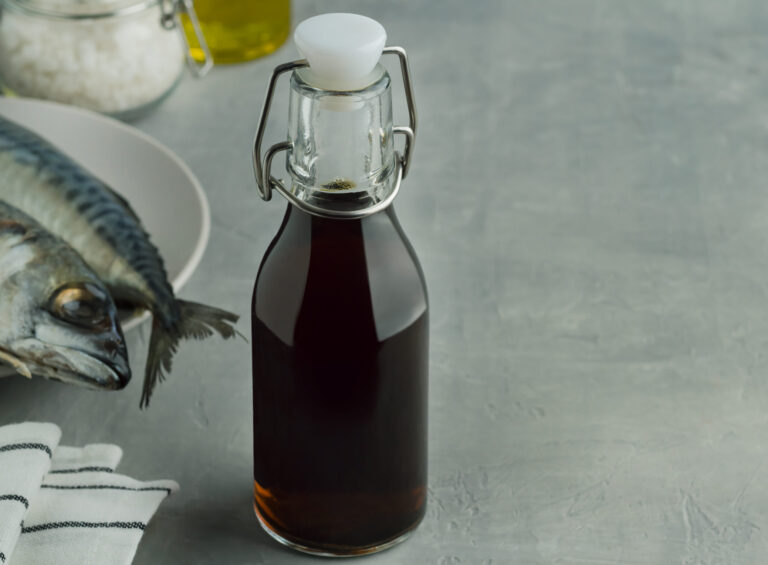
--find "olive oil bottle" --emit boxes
[251,13,427,557]
[182,0,289,64]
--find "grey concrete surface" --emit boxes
[4,0,768,562]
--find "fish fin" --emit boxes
[176,300,243,341]
[0,349,32,378]
[140,301,241,408]
[140,317,179,409]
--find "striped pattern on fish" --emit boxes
[0,116,239,406]
[0,118,174,324]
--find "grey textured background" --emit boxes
[4,0,768,562]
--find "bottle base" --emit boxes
[253,504,421,557]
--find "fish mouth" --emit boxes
[46,346,131,391]
[10,341,131,391]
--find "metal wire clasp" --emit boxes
[161,0,213,78]
[252,46,418,208]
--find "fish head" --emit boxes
[0,205,131,391]
[2,281,131,390]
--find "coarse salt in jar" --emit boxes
[0,0,211,119]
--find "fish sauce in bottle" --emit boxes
[251,14,427,557]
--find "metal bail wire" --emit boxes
[252,46,418,217]
[161,0,213,78]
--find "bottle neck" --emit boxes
[282,198,399,230]
[286,64,397,217]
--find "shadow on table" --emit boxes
[0,373,58,423]
[0,375,331,563]
[135,479,332,564]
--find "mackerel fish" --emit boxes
[0,115,239,406]
[0,200,130,389]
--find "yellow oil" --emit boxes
[182,0,290,64]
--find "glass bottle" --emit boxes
[251,14,427,557]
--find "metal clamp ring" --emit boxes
[252,60,309,201]
[382,46,417,178]
[268,155,405,220]
[252,46,417,209]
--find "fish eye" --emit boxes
[49,283,112,328]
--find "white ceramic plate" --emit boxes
[0,97,210,331]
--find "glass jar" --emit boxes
[0,0,211,120]
[182,0,290,64]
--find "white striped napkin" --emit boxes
[0,423,178,565]
[0,423,60,565]
[49,445,123,475]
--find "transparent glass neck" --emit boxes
[287,64,396,215]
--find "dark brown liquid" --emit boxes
[252,204,428,554]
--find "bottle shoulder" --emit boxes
[253,206,427,345]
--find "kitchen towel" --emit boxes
[0,423,178,565]
[0,423,61,565]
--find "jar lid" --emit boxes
[4,0,157,19]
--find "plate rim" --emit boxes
[0,97,211,331]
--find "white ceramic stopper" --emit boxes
[294,13,387,91]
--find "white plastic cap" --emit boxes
[294,13,387,91]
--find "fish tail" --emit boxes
[140,301,241,408]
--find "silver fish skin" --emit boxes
[0,116,172,319]
[0,115,239,407]
[0,200,130,390]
